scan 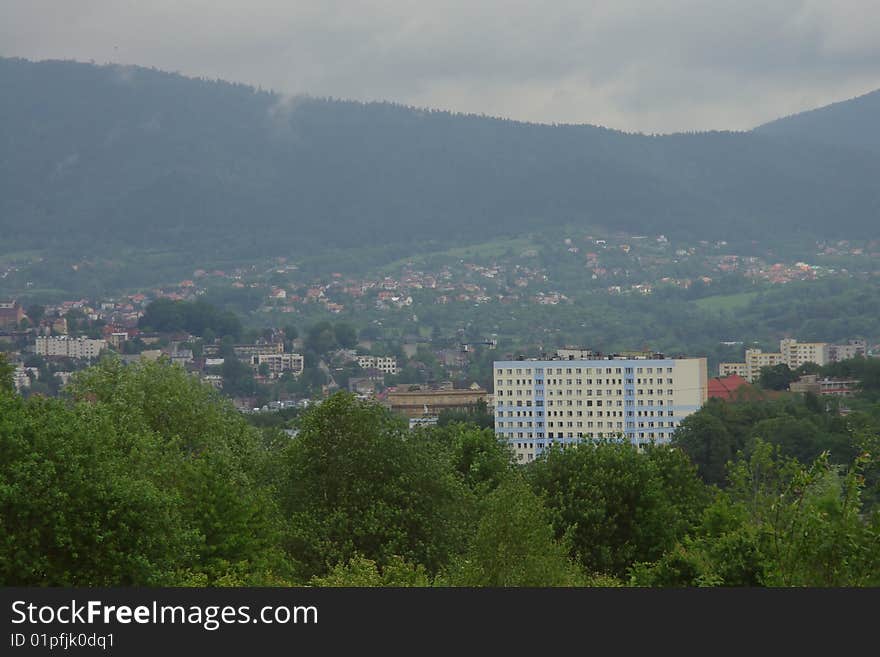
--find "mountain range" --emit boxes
[2,57,878,259]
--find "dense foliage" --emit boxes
[1,358,878,587]
[139,298,242,339]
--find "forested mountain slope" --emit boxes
[2,57,878,258]
[754,88,880,153]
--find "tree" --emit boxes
[305,322,337,355]
[633,441,880,587]
[0,392,196,585]
[725,441,879,586]
[25,304,45,325]
[528,441,708,578]
[139,299,241,339]
[65,357,292,584]
[333,323,358,349]
[444,475,583,586]
[281,393,473,580]
[0,353,13,394]
[429,423,512,493]
[758,364,796,391]
[310,555,431,587]
[221,355,257,397]
[673,412,737,486]
[437,400,495,430]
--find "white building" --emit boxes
[35,336,107,360]
[780,339,829,370]
[13,365,32,392]
[719,338,860,382]
[202,374,223,390]
[556,347,598,360]
[252,352,304,378]
[356,355,398,374]
[720,348,786,382]
[232,342,284,359]
[828,340,867,363]
[494,352,708,463]
[717,362,749,379]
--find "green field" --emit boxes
[694,291,760,313]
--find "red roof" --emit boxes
[708,375,749,401]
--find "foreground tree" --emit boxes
[310,555,432,587]
[758,364,796,391]
[528,441,709,578]
[0,391,194,585]
[64,357,291,584]
[428,422,514,494]
[673,412,737,486]
[281,393,473,580]
[0,353,12,393]
[632,440,880,586]
[444,475,583,586]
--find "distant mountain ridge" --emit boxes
[2,57,879,259]
[754,88,880,153]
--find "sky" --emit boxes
[2,0,879,134]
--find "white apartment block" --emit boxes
[731,348,787,382]
[780,338,828,370]
[356,355,398,374]
[719,338,859,382]
[233,342,284,359]
[35,336,107,360]
[718,362,749,379]
[494,352,708,464]
[829,340,867,362]
[555,347,597,360]
[252,353,304,378]
[13,365,32,392]
[720,351,780,382]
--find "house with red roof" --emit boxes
[708,375,749,401]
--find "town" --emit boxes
[3,293,875,456]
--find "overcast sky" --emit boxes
[2,0,879,133]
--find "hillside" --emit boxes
[754,88,880,153]
[2,57,879,260]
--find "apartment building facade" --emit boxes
[780,338,829,370]
[356,355,398,374]
[252,352,304,378]
[232,342,284,359]
[720,338,864,382]
[35,336,107,360]
[828,340,867,362]
[494,351,708,463]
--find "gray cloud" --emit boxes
[2,0,879,133]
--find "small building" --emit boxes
[790,374,861,397]
[231,342,284,359]
[356,355,398,375]
[384,383,489,418]
[708,375,750,401]
[252,352,304,378]
[35,336,107,360]
[0,301,25,329]
[409,416,439,429]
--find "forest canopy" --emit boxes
[1,357,878,587]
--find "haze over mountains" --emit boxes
[2,57,878,259]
